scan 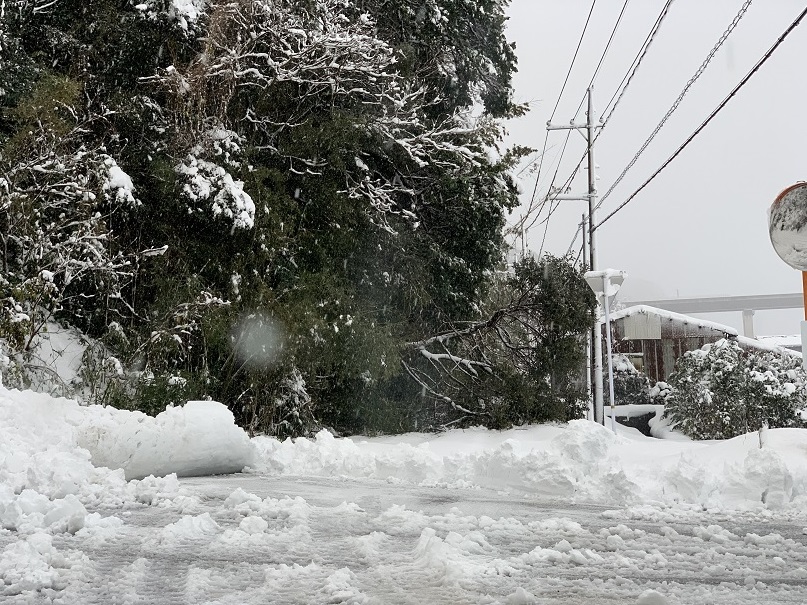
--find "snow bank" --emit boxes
[254,422,637,503]
[6,379,807,522]
[252,421,807,511]
[0,386,253,534]
[77,400,255,480]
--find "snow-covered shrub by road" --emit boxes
[664,338,807,440]
[606,354,667,407]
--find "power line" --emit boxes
[573,0,631,118]
[535,0,640,235]
[509,0,598,241]
[594,0,753,214]
[595,4,807,231]
[551,0,674,258]
[509,130,569,240]
[518,0,635,245]
[550,0,598,122]
[565,221,584,257]
[534,131,574,254]
[600,0,675,125]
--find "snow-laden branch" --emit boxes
[141,0,500,233]
[0,123,141,350]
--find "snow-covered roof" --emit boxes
[758,334,802,348]
[604,305,739,336]
[605,306,802,358]
[735,335,803,358]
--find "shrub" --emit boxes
[664,338,807,439]
[605,354,662,407]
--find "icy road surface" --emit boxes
[6,474,807,605]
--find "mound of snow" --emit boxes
[0,532,87,595]
[76,400,255,480]
[253,422,638,503]
[253,421,807,511]
[0,386,254,534]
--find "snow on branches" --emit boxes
[172,122,255,230]
[134,0,208,33]
[0,124,137,351]
[176,156,256,230]
[144,0,495,233]
[664,339,807,439]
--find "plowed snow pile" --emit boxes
[253,421,807,511]
[0,386,254,534]
[4,384,807,518]
[4,386,807,603]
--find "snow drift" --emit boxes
[0,387,254,482]
[0,385,254,536]
[4,383,807,522]
[252,422,807,511]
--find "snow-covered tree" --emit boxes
[0,74,142,389]
[402,255,595,428]
[664,339,807,440]
[605,354,666,407]
[1,0,526,436]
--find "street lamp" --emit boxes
[584,269,627,433]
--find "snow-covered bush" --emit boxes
[243,367,318,439]
[605,354,665,407]
[664,339,807,440]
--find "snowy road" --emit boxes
[6,389,807,603]
[9,473,807,605]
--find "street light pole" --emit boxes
[585,269,627,433]
[601,274,617,434]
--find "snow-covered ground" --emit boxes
[3,386,807,603]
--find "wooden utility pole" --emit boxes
[547,87,604,424]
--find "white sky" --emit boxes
[504,0,807,335]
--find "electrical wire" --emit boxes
[508,0,598,240]
[517,0,642,246]
[535,131,574,255]
[536,0,673,262]
[565,221,584,257]
[595,4,807,231]
[534,0,636,236]
[572,0,632,118]
[594,0,754,214]
[574,242,585,267]
[600,0,675,125]
[550,0,598,122]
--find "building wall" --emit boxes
[607,315,731,382]
[610,336,719,382]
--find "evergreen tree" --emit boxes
[664,339,807,440]
[1,0,532,435]
[402,255,596,429]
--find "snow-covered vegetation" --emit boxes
[663,339,807,440]
[0,0,603,435]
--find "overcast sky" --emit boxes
[504,0,807,335]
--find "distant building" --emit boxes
[603,305,800,383]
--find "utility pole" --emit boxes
[580,214,592,420]
[547,87,604,425]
